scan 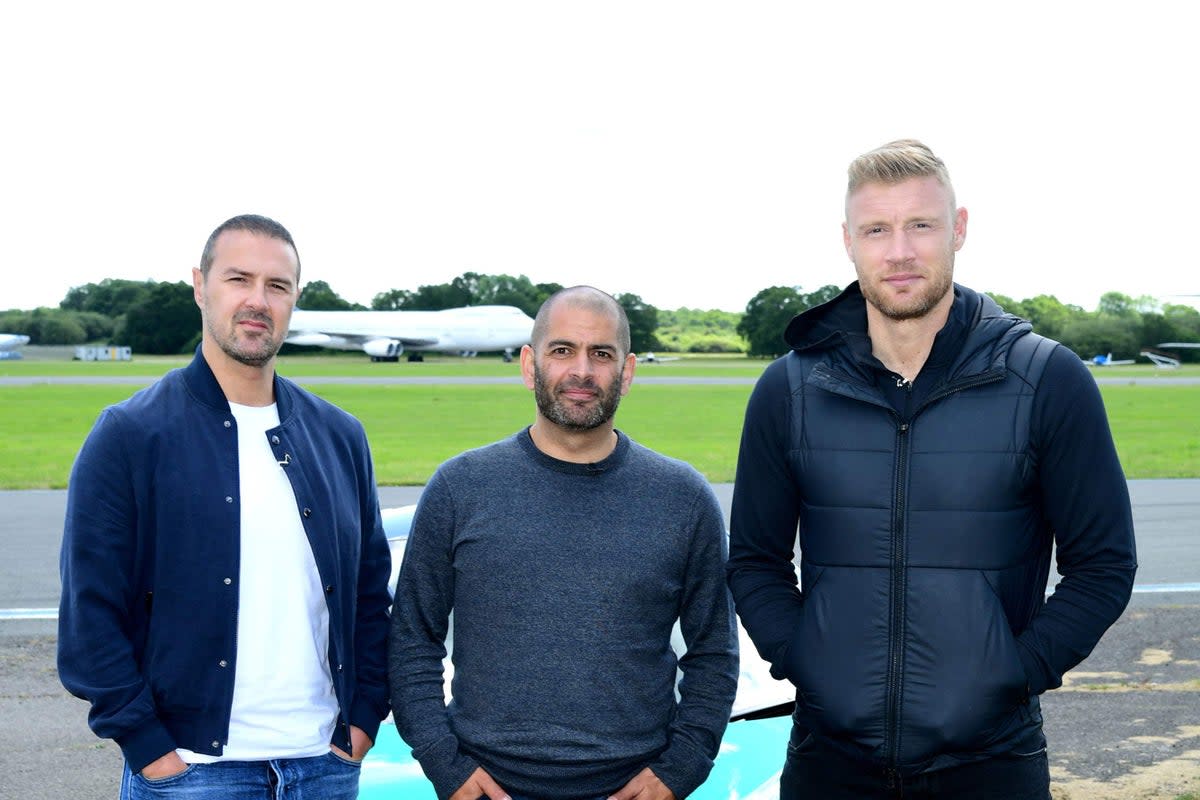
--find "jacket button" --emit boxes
[225,496,233,504]
[211,740,219,748]
[224,420,231,429]
[303,508,312,518]
[325,585,334,594]
[337,663,343,672]
[224,578,232,585]
[271,435,280,444]
[218,659,227,668]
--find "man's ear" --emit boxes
[519,344,536,390]
[192,268,205,309]
[620,351,636,396]
[953,207,968,251]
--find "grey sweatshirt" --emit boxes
[388,429,739,799]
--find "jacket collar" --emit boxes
[784,281,1031,383]
[181,344,293,420]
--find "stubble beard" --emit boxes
[861,253,955,322]
[533,359,624,431]
[207,310,282,368]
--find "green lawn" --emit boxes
[1099,385,1200,478]
[1,377,1196,489]
[0,351,772,379]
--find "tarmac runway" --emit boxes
[4,374,1200,386]
[1,481,1197,799]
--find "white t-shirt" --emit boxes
[178,402,338,762]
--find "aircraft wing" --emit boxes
[0,334,31,352]
[285,306,533,361]
[286,331,440,348]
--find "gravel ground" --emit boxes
[2,599,1196,800]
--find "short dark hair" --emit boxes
[531,286,631,355]
[199,214,300,279]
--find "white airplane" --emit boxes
[285,305,535,362]
[0,334,30,360]
[1140,349,1181,368]
[1143,341,1200,369]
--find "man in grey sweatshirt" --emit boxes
[388,286,739,800]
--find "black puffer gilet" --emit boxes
[780,286,1057,773]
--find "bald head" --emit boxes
[531,286,631,356]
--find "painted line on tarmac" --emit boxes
[1129,582,1200,593]
[4,582,1199,622]
[0,608,58,620]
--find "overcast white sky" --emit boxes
[2,1,1197,315]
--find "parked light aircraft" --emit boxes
[637,351,680,364]
[1143,341,1200,369]
[285,305,535,362]
[1086,352,1136,367]
[1140,349,1181,368]
[0,334,30,360]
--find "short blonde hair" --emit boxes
[846,139,955,208]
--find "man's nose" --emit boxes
[567,351,594,377]
[244,281,269,309]
[886,231,916,263]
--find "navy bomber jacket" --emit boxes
[58,348,392,773]
[728,283,1137,775]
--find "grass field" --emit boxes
[0,351,772,378]
[1,354,1197,488]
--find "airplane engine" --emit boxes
[363,338,404,362]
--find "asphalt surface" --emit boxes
[1,481,1197,799]
[5,374,1200,387]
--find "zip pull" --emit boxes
[895,374,912,390]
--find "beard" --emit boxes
[533,359,624,431]
[207,310,283,367]
[860,255,955,322]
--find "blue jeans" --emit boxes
[120,752,360,800]
[780,724,1051,800]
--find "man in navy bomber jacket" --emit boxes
[58,215,392,800]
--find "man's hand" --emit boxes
[140,751,188,780]
[608,767,675,800]
[330,724,374,762]
[450,766,510,800]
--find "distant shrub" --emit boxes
[686,336,744,353]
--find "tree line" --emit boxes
[2,275,1197,363]
[0,274,663,356]
[736,285,1200,362]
